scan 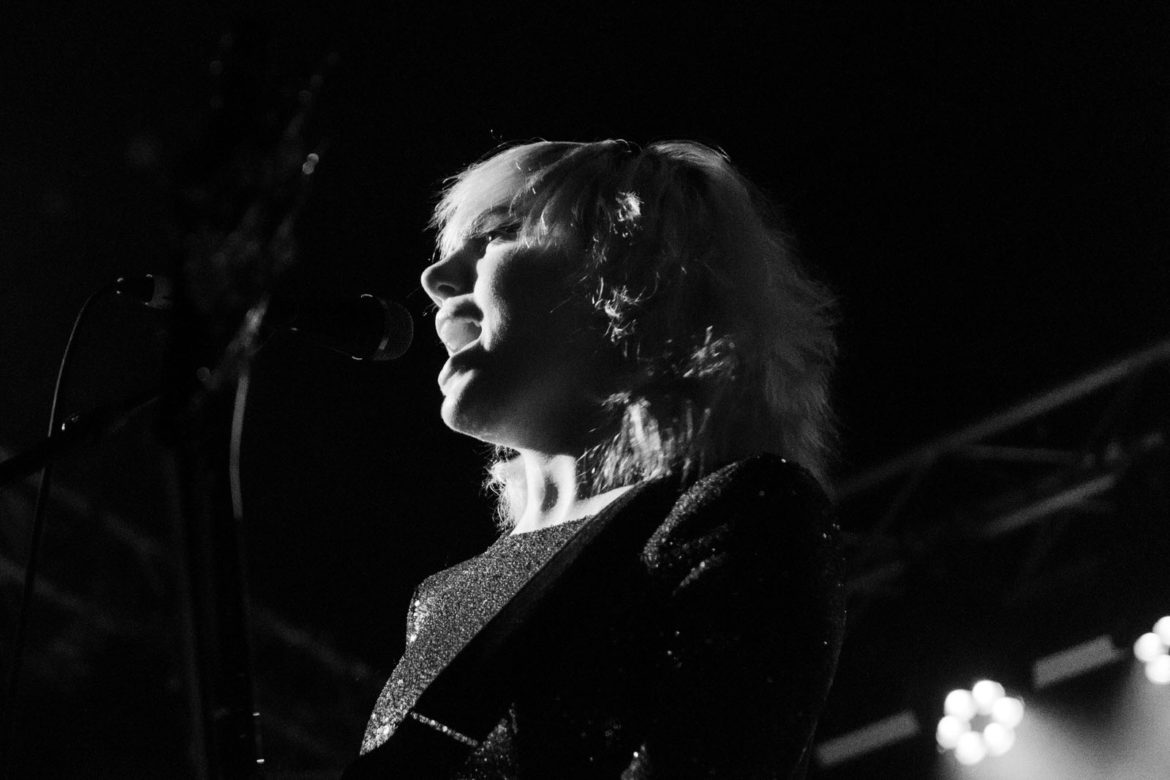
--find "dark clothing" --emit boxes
[361,455,846,778]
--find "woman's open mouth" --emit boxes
[436,313,482,356]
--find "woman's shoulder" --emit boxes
[674,453,828,517]
[641,453,840,581]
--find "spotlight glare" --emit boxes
[1145,654,1170,685]
[945,689,977,720]
[990,696,1025,729]
[939,682,1022,764]
[936,715,968,749]
[972,679,1005,714]
[954,732,987,766]
[983,722,1015,756]
[1134,632,1167,663]
[1154,616,1170,645]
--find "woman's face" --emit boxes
[421,213,614,454]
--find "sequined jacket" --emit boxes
[360,454,846,778]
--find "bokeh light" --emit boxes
[991,695,1025,729]
[983,722,1016,756]
[936,715,968,749]
[1145,654,1170,685]
[945,689,977,720]
[1134,632,1165,663]
[937,680,1025,765]
[954,731,988,765]
[1134,619,1170,684]
[1154,616,1170,646]
[972,679,1006,714]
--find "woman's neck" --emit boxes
[511,451,630,534]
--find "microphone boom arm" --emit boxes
[0,390,162,489]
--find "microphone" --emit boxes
[283,294,413,362]
[115,274,176,310]
[114,275,413,361]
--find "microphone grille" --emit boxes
[114,274,175,310]
[366,295,413,361]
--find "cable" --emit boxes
[0,281,116,773]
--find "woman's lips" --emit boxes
[437,338,480,390]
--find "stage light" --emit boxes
[972,679,1005,714]
[944,689,977,720]
[990,695,1025,729]
[1145,654,1170,685]
[936,715,968,749]
[982,722,1015,756]
[937,680,1024,765]
[1154,616,1170,646]
[954,731,987,766]
[1134,632,1165,663]
[1134,618,1170,684]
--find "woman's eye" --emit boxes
[484,224,520,243]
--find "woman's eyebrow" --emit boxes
[467,206,516,235]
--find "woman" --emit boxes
[356,140,845,778]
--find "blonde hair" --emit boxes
[431,139,838,527]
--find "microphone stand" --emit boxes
[150,20,335,775]
[0,338,268,780]
[158,299,268,780]
[0,391,161,489]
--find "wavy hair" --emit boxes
[430,139,838,526]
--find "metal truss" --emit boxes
[0,463,378,770]
[834,338,1170,621]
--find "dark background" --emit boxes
[2,1,1168,777]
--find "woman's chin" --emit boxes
[439,392,501,445]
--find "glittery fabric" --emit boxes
[361,454,846,778]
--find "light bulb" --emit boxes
[955,731,987,766]
[944,689,977,720]
[1154,616,1170,646]
[990,696,1024,729]
[936,715,968,749]
[1145,654,1170,685]
[972,679,1005,714]
[983,722,1016,756]
[1134,632,1166,663]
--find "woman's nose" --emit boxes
[421,249,473,305]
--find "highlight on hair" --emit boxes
[430,139,838,527]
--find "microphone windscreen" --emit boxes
[288,294,413,361]
[373,296,414,361]
[114,274,175,310]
